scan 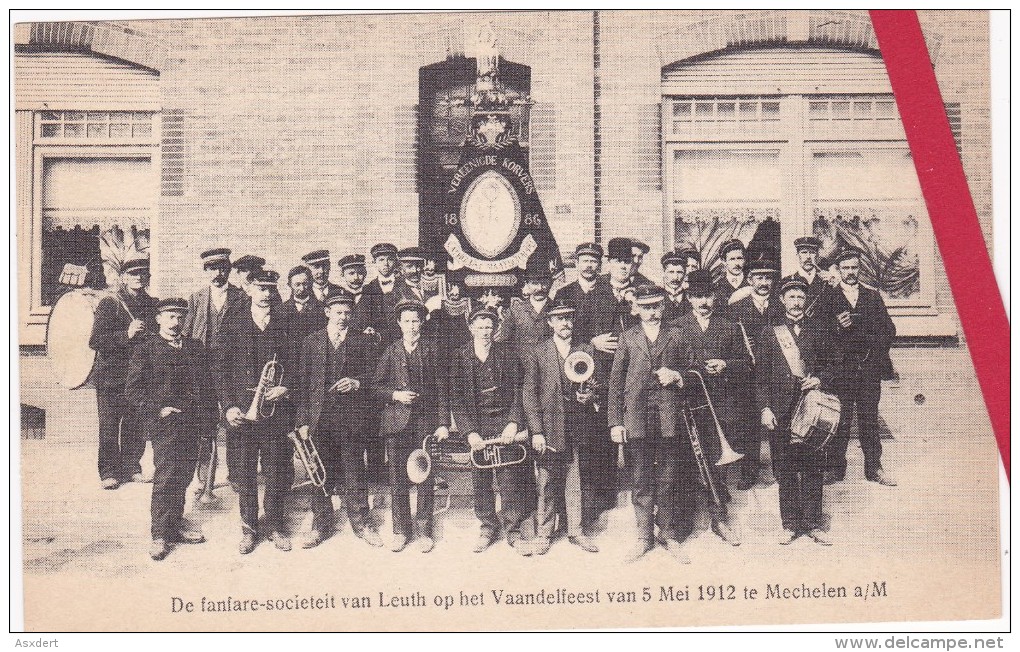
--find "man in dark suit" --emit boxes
[373,300,450,553]
[495,267,553,359]
[450,307,531,554]
[661,249,693,324]
[280,265,325,349]
[756,277,841,545]
[816,248,897,486]
[393,247,440,307]
[302,249,344,304]
[522,299,600,555]
[725,258,783,489]
[183,248,247,498]
[673,270,750,547]
[554,242,603,346]
[127,298,217,560]
[608,285,688,563]
[363,242,401,344]
[212,270,297,554]
[294,291,383,549]
[89,258,159,490]
[713,239,748,305]
[783,237,828,318]
[629,239,653,287]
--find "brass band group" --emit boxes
[90,234,897,563]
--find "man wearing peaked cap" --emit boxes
[213,266,299,555]
[661,249,693,324]
[364,243,402,343]
[815,246,897,487]
[495,265,554,359]
[184,248,246,500]
[781,236,828,317]
[520,296,600,556]
[713,238,748,305]
[629,239,653,287]
[89,256,158,490]
[555,242,604,346]
[302,250,343,303]
[230,255,266,297]
[127,297,218,560]
[394,246,439,307]
[335,254,377,339]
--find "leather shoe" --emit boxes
[131,472,152,483]
[664,539,691,564]
[778,529,799,545]
[711,521,741,546]
[414,536,435,554]
[175,529,206,544]
[101,477,120,490]
[269,531,291,552]
[866,469,897,486]
[302,530,325,549]
[569,535,599,553]
[149,538,170,561]
[238,532,258,555]
[390,534,409,552]
[359,528,384,548]
[624,539,653,563]
[808,528,833,546]
[529,538,552,556]
[473,532,496,553]
[513,537,534,556]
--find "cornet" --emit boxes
[245,355,283,421]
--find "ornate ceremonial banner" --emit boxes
[11,9,1006,640]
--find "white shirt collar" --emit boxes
[473,341,491,363]
[640,321,661,342]
[553,336,571,359]
[251,304,270,330]
[751,292,769,313]
[327,324,348,345]
[841,282,860,307]
[799,268,817,284]
[578,276,597,293]
[726,272,744,289]
[403,336,420,354]
[695,313,711,332]
[528,296,548,314]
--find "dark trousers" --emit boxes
[150,412,200,540]
[195,423,225,488]
[317,416,372,532]
[579,425,617,522]
[534,444,583,539]
[628,405,680,542]
[829,380,883,477]
[472,462,530,539]
[386,433,434,538]
[771,430,824,532]
[96,387,146,481]
[231,419,294,534]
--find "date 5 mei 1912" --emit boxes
[656,585,737,602]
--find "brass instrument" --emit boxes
[245,355,283,421]
[470,435,528,469]
[563,350,598,407]
[196,432,219,506]
[407,435,435,485]
[288,425,328,495]
[682,370,744,508]
[685,369,744,467]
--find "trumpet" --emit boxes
[288,425,327,495]
[245,355,283,421]
[563,350,599,406]
[682,370,744,508]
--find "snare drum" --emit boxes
[790,389,842,452]
[47,288,110,389]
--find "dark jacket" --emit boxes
[815,284,896,385]
[673,312,752,424]
[754,319,841,425]
[183,284,246,345]
[522,338,597,451]
[126,335,217,432]
[713,274,748,306]
[372,337,449,437]
[295,328,378,438]
[725,294,783,361]
[449,341,523,438]
[607,323,686,440]
[279,295,327,366]
[88,290,158,391]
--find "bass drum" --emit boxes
[47,288,109,390]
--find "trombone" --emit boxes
[682,369,744,507]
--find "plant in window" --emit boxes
[99,225,150,288]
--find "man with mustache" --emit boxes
[554,243,604,345]
[629,239,653,287]
[661,249,693,324]
[713,239,748,306]
[128,298,218,560]
[817,248,897,486]
[363,243,402,344]
[302,250,343,303]
[783,237,827,315]
[495,267,554,359]
[183,248,247,498]
[608,285,688,563]
[393,247,439,307]
[281,265,325,345]
[756,277,841,545]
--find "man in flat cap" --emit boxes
[183,248,246,500]
[294,291,383,549]
[725,258,783,489]
[213,269,298,554]
[713,239,748,306]
[230,255,266,298]
[816,248,897,487]
[302,250,343,303]
[608,284,689,563]
[334,254,374,334]
[756,277,841,545]
[521,298,600,555]
[661,249,693,325]
[127,298,217,560]
[89,258,159,490]
[450,306,531,555]
[363,243,402,344]
[555,243,603,344]
[372,300,450,553]
[783,236,828,320]
[673,270,749,547]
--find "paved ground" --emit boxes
[15,347,1003,630]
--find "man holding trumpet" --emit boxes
[450,306,531,555]
[608,285,688,564]
[522,298,600,556]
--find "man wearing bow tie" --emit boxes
[127,298,218,560]
[363,243,402,343]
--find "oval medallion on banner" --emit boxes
[460,170,522,259]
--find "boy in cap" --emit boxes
[89,258,159,489]
[608,285,689,563]
[127,298,217,560]
[364,243,402,343]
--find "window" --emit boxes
[36,111,156,141]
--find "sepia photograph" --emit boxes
[11,9,1006,634]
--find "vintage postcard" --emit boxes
[13,10,1004,632]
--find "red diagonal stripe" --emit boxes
[870,10,1009,481]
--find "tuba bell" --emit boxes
[685,369,744,467]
